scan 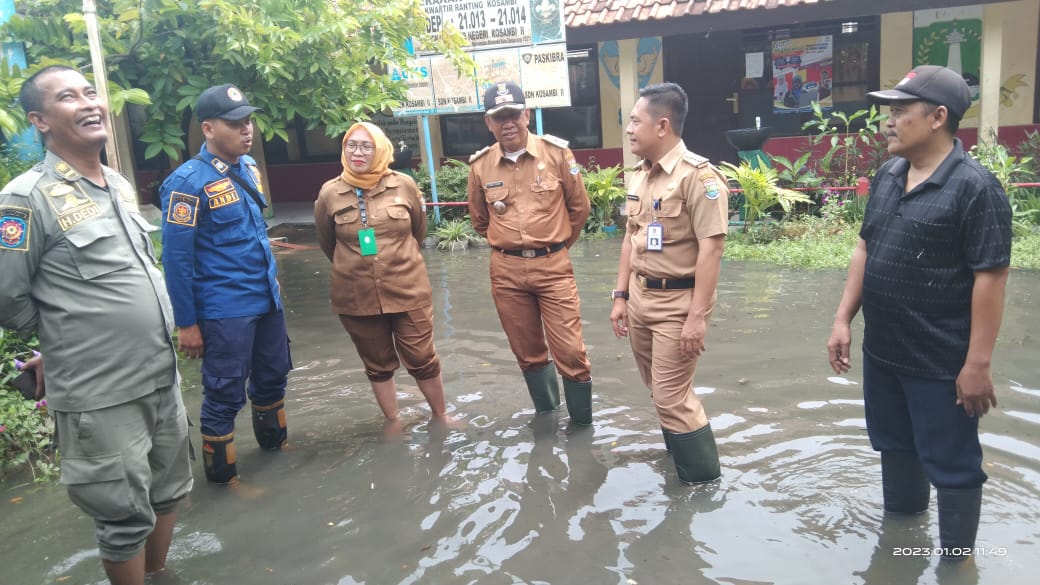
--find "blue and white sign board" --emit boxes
[396,0,569,117]
[420,0,564,52]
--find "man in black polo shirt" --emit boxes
[827,65,1012,561]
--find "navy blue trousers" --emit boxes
[198,310,291,436]
[862,353,986,489]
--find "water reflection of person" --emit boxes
[314,122,450,436]
[498,419,615,581]
[624,483,724,584]
[855,514,931,585]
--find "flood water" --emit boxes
[2,233,1038,585]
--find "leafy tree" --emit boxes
[0,0,471,161]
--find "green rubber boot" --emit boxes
[668,424,722,485]
[562,379,592,426]
[522,363,561,413]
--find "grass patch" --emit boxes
[724,220,859,270]
[725,219,1040,271]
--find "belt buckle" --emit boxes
[522,249,536,258]
[637,274,647,288]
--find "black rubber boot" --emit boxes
[252,399,287,450]
[938,486,982,560]
[881,450,931,514]
[662,427,672,452]
[201,432,238,484]
[668,424,722,485]
[522,363,561,413]
[562,379,592,425]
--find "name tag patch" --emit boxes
[0,206,31,251]
[167,192,200,227]
[485,181,504,189]
[204,178,241,209]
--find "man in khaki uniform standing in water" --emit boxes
[610,82,728,484]
[467,81,593,425]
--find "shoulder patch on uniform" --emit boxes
[541,134,569,149]
[53,160,79,180]
[0,206,31,252]
[683,151,710,168]
[247,164,264,194]
[469,146,491,163]
[209,157,229,174]
[567,157,581,175]
[701,175,721,200]
[167,192,199,227]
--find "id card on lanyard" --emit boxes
[356,188,377,256]
[647,198,663,252]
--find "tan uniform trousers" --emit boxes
[490,248,591,381]
[339,305,441,382]
[627,279,714,433]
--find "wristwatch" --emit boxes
[611,289,629,301]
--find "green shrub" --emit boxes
[970,133,1040,234]
[416,159,471,222]
[0,328,57,483]
[582,164,627,234]
[0,144,41,188]
[431,217,480,250]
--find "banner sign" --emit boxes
[420,0,564,52]
[393,42,570,116]
[396,0,569,116]
[772,35,833,114]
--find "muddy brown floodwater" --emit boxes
[2,232,1038,585]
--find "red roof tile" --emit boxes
[565,0,824,28]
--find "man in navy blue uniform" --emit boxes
[828,66,1012,561]
[160,84,291,484]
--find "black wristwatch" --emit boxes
[611,289,629,301]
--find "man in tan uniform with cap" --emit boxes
[610,82,728,484]
[466,81,593,425]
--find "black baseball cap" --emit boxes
[196,84,259,122]
[867,65,972,120]
[483,81,526,116]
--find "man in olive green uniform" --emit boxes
[466,81,593,425]
[0,66,191,585]
[610,82,728,484]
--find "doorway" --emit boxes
[663,33,743,164]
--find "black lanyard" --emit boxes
[355,188,368,227]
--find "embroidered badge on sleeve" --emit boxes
[167,192,200,227]
[0,206,31,251]
[701,176,721,200]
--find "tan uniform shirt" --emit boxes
[625,141,729,279]
[467,133,590,249]
[314,172,431,316]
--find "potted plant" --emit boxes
[582,164,627,236]
[719,161,812,233]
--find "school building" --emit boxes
[133,0,1040,208]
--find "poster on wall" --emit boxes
[772,35,833,114]
[913,6,982,114]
